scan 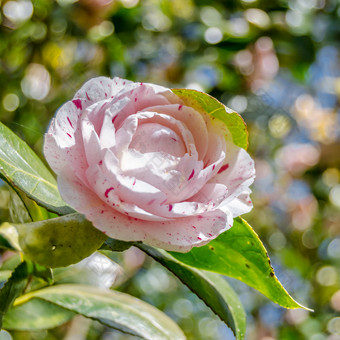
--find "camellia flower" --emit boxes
[44,77,255,252]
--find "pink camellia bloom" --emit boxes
[44,77,255,252]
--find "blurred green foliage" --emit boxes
[0,0,340,339]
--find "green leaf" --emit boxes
[1,252,22,271]
[0,234,17,251]
[170,217,311,310]
[136,244,246,340]
[172,89,248,150]
[15,284,186,340]
[0,271,12,284]
[8,186,51,223]
[3,299,75,331]
[0,223,21,251]
[101,238,133,252]
[0,261,33,328]
[0,121,73,215]
[13,213,107,268]
[32,264,53,286]
[52,252,123,288]
[0,255,21,272]
[8,187,32,224]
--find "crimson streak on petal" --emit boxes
[104,187,114,198]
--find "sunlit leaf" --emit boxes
[0,223,21,251]
[170,217,311,310]
[0,121,72,215]
[13,213,107,268]
[172,89,248,150]
[15,284,186,340]
[137,244,246,340]
[3,299,75,331]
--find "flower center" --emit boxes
[130,123,186,157]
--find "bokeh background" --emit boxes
[0,0,340,339]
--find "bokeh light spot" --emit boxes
[200,6,222,27]
[327,317,340,334]
[204,27,223,44]
[228,18,249,37]
[268,231,286,250]
[0,330,12,340]
[322,168,340,187]
[228,95,248,113]
[244,8,270,28]
[235,49,254,75]
[329,185,340,208]
[173,298,194,318]
[316,266,338,286]
[120,0,139,8]
[327,238,340,259]
[302,229,318,249]
[198,317,219,338]
[2,93,19,112]
[88,21,114,41]
[186,82,204,92]
[268,114,291,138]
[331,291,340,312]
[3,0,33,24]
[21,64,51,101]
[286,308,309,325]
[285,9,304,28]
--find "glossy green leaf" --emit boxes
[13,213,107,268]
[0,261,32,328]
[0,223,21,251]
[3,299,75,331]
[0,121,73,215]
[137,244,246,340]
[172,89,248,150]
[170,217,310,310]
[15,284,186,340]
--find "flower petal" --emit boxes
[99,97,130,150]
[45,77,255,253]
[145,104,209,161]
[81,116,102,166]
[87,153,169,212]
[113,83,171,128]
[221,187,253,218]
[74,77,137,104]
[136,208,233,252]
[59,172,233,251]
[213,139,255,200]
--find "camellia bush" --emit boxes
[0,77,310,340]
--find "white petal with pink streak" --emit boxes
[58,174,232,251]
